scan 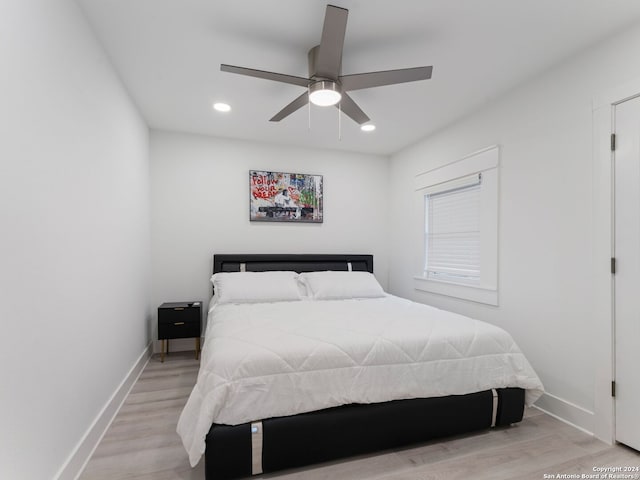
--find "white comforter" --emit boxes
[177,295,544,466]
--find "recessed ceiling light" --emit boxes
[361,124,376,132]
[213,102,231,112]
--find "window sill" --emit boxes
[413,276,498,306]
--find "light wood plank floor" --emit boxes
[80,352,640,480]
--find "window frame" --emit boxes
[414,145,499,306]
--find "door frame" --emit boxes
[593,78,640,444]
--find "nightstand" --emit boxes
[158,301,202,362]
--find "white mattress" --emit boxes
[177,295,544,466]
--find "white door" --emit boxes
[614,95,640,451]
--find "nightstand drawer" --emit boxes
[158,320,200,340]
[158,307,200,326]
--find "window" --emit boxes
[424,174,481,285]
[414,146,499,305]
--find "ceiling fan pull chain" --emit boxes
[338,102,342,141]
[308,86,311,130]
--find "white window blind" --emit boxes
[425,175,481,284]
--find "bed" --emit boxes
[177,254,544,480]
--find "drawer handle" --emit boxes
[174,322,185,326]
[174,307,184,311]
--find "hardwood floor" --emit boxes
[79,353,640,480]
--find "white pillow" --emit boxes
[211,271,302,304]
[298,271,385,300]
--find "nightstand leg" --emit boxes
[161,339,165,363]
[195,337,201,360]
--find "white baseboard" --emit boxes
[53,342,152,480]
[533,392,595,436]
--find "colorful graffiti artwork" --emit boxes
[250,170,323,223]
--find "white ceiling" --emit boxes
[76,0,640,155]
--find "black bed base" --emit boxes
[205,388,525,480]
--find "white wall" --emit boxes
[0,1,150,479]
[150,131,389,349]
[388,23,640,438]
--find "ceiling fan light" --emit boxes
[361,124,376,132]
[309,81,342,107]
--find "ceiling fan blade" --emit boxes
[314,5,348,80]
[221,64,310,87]
[270,92,309,122]
[340,66,433,91]
[337,93,369,125]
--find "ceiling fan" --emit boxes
[220,4,433,125]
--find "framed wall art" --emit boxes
[250,170,323,223]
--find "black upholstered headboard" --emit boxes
[212,254,373,275]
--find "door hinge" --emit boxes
[611,133,616,151]
[611,257,616,274]
[612,380,616,397]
